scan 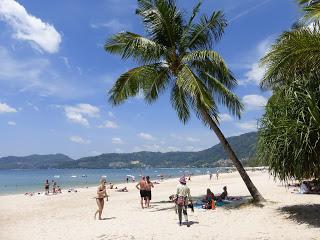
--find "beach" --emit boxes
[0,171,319,240]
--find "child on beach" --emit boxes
[94,178,107,220]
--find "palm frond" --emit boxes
[108,63,168,105]
[298,0,320,21]
[176,65,213,110]
[198,71,243,119]
[136,0,183,48]
[186,11,226,50]
[170,84,191,123]
[260,27,320,89]
[105,32,167,64]
[182,50,236,88]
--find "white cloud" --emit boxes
[138,132,156,141]
[7,121,16,126]
[240,63,266,85]
[0,46,92,98]
[237,121,257,131]
[141,144,161,151]
[98,120,118,129]
[115,148,122,153]
[218,113,233,122]
[186,137,200,142]
[167,146,180,152]
[0,0,61,53]
[27,102,39,111]
[108,111,115,118]
[91,19,127,32]
[112,137,123,144]
[64,104,100,126]
[242,95,268,110]
[0,102,17,113]
[69,136,90,144]
[59,56,71,69]
[238,37,273,85]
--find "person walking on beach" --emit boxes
[44,179,49,195]
[209,173,212,180]
[145,176,154,208]
[94,178,107,220]
[53,181,57,194]
[136,176,147,209]
[176,176,192,227]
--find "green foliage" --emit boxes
[258,76,320,181]
[104,0,243,125]
[298,0,320,21]
[260,23,320,89]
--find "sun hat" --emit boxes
[179,176,186,184]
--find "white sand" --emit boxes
[0,171,319,240]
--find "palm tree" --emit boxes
[261,23,320,89]
[104,0,264,202]
[298,0,320,21]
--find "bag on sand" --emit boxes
[177,196,185,206]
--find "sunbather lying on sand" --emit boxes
[116,187,128,192]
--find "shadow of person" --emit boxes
[100,217,116,220]
[278,204,320,228]
[182,221,199,227]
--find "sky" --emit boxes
[0,0,300,158]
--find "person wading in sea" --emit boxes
[136,176,147,209]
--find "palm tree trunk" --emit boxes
[201,109,265,202]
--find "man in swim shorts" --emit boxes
[136,176,147,209]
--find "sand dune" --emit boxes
[0,171,319,240]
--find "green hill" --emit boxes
[0,132,258,169]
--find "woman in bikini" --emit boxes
[94,178,107,220]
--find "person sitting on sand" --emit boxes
[202,189,215,209]
[108,183,114,189]
[136,176,147,209]
[218,186,228,201]
[44,180,49,195]
[94,178,108,220]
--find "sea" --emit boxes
[0,167,220,195]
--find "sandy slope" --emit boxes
[0,171,319,240]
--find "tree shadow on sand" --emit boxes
[278,204,320,228]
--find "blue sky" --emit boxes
[0,0,300,158]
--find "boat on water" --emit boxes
[81,175,87,178]
[71,175,77,178]
[54,175,60,178]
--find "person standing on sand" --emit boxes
[176,176,192,227]
[94,178,107,220]
[136,176,147,209]
[145,176,154,208]
[44,180,49,195]
[209,173,212,180]
[53,181,57,194]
